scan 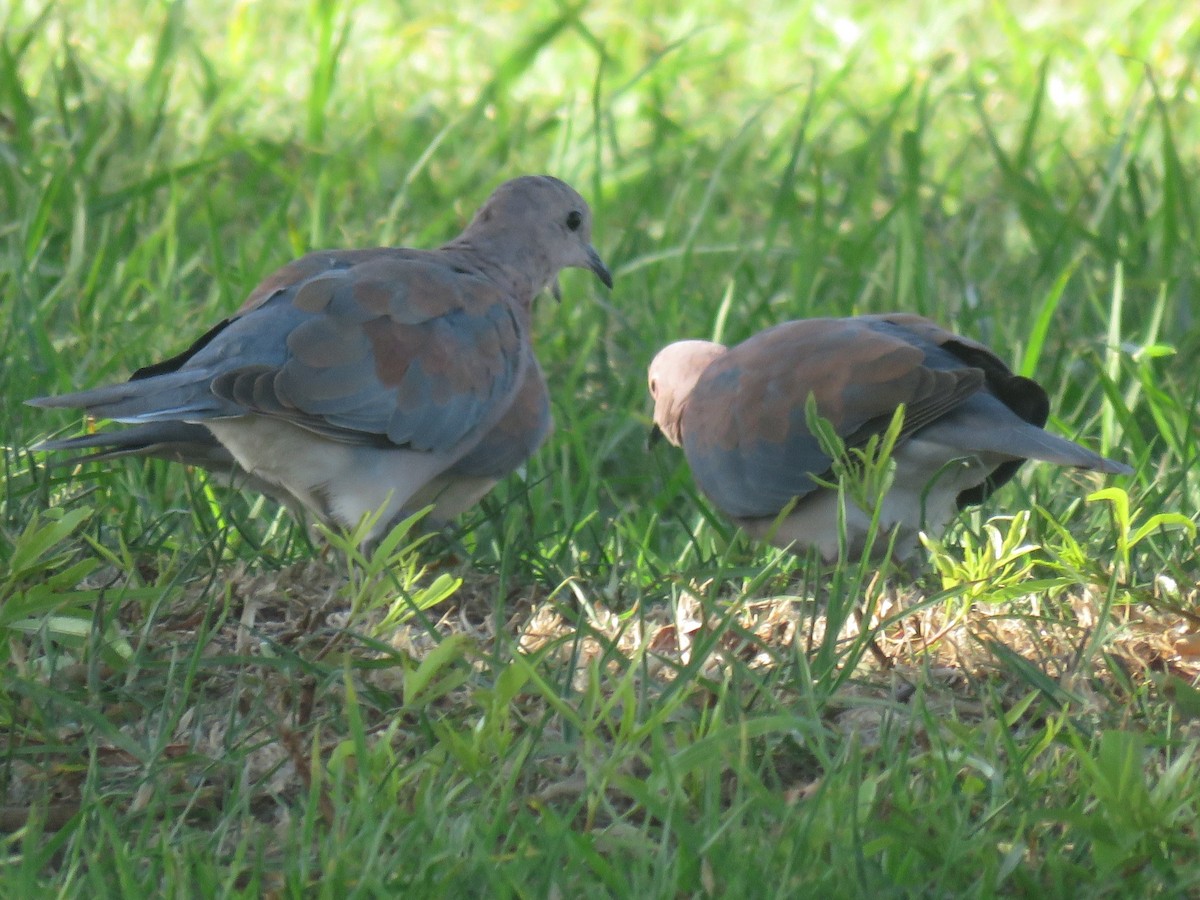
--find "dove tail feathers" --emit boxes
[32,420,310,514]
[923,393,1133,476]
[26,370,224,424]
[30,421,239,471]
[1007,427,1133,475]
[933,416,1134,475]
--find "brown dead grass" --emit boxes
[5,556,1199,835]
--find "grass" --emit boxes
[3,0,1200,894]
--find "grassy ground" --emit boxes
[3,0,1200,894]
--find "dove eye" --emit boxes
[565,210,583,231]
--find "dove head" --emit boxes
[648,340,728,447]
[456,175,612,301]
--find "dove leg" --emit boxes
[402,473,503,526]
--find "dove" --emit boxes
[29,175,610,545]
[32,359,552,528]
[648,313,1132,562]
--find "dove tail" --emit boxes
[26,370,223,423]
[925,392,1134,476]
[31,421,235,470]
[1008,427,1133,475]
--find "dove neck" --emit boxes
[440,237,551,305]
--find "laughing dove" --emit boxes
[30,175,610,545]
[649,313,1132,561]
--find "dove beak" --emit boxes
[648,423,665,449]
[586,245,613,289]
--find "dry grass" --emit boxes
[9,551,1196,838]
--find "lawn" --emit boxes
[3,0,1200,895]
